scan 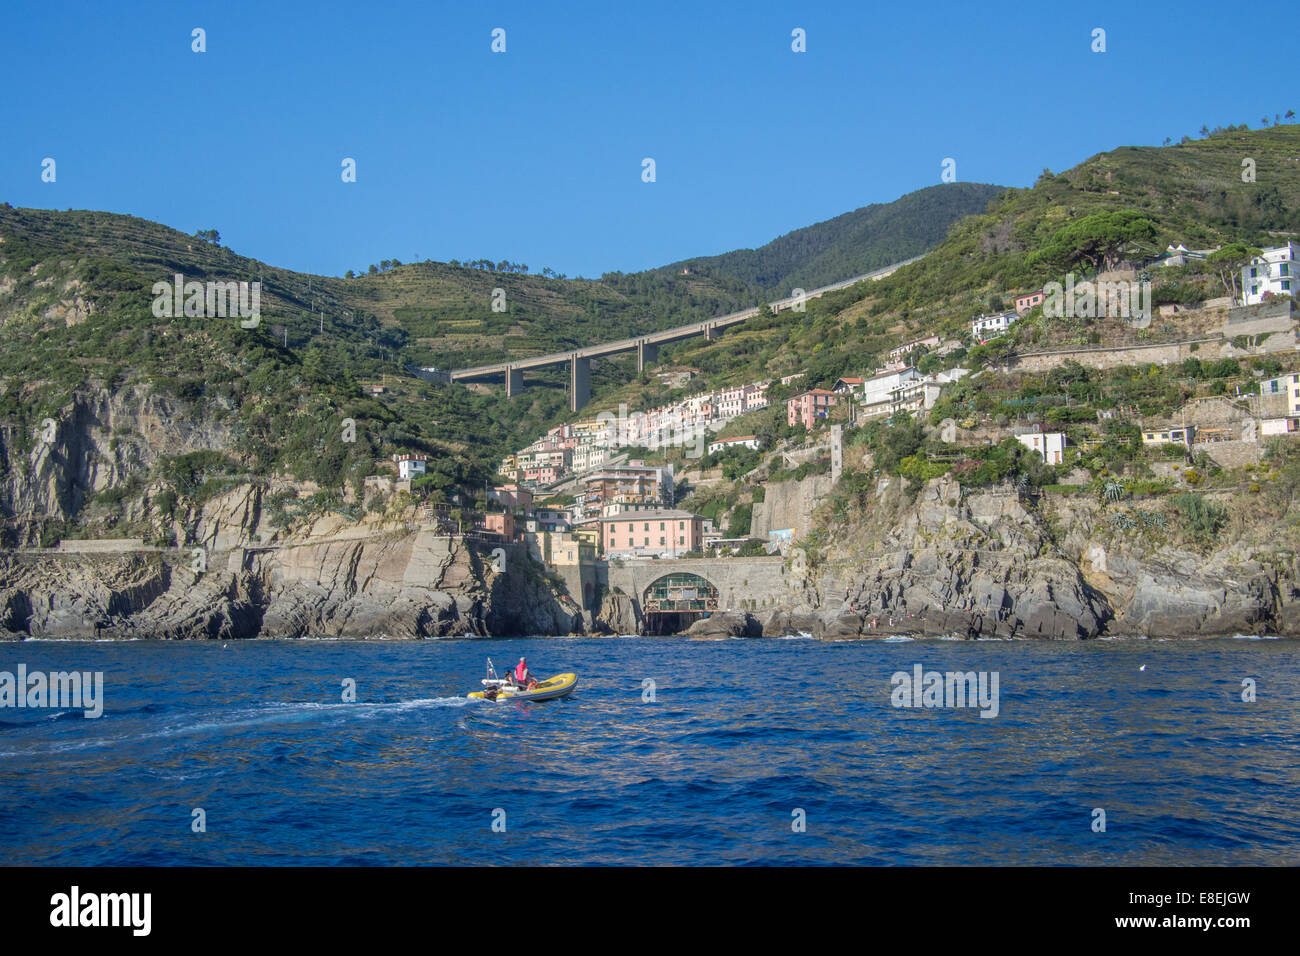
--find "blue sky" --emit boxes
[1,0,1292,278]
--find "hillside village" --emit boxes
[7,124,1300,639]
[363,238,1300,609]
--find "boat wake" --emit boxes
[0,695,472,758]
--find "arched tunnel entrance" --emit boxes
[642,573,719,635]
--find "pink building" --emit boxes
[600,510,704,558]
[1015,290,1045,314]
[482,512,516,539]
[489,484,533,512]
[523,465,560,485]
[787,389,840,429]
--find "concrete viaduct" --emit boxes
[448,256,923,411]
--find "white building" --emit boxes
[714,385,747,419]
[394,454,427,479]
[972,311,1019,340]
[1242,243,1300,304]
[571,443,609,474]
[862,367,921,406]
[1015,431,1067,465]
[707,435,762,455]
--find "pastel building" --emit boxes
[863,367,966,421]
[489,484,533,512]
[1141,425,1195,447]
[1014,291,1045,314]
[787,389,840,429]
[522,464,561,485]
[583,463,674,517]
[481,512,516,539]
[600,510,704,559]
[524,531,594,567]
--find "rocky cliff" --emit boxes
[3,468,1297,641]
[0,528,586,640]
[734,476,1300,641]
[1,383,232,547]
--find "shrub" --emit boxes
[1171,493,1226,542]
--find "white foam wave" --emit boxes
[0,695,472,758]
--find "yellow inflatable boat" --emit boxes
[469,672,578,703]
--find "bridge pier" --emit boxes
[569,355,590,411]
[637,340,659,372]
[704,324,717,341]
[506,366,524,397]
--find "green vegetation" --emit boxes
[11,122,1300,549]
[1171,492,1227,542]
[650,182,1004,297]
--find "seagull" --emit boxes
[1139,664,1146,671]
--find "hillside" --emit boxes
[6,123,1300,639]
[639,123,1300,393]
[648,182,1005,297]
[9,123,1300,545]
[0,177,995,547]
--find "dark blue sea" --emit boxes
[1,636,1297,866]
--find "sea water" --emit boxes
[1,637,1296,865]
